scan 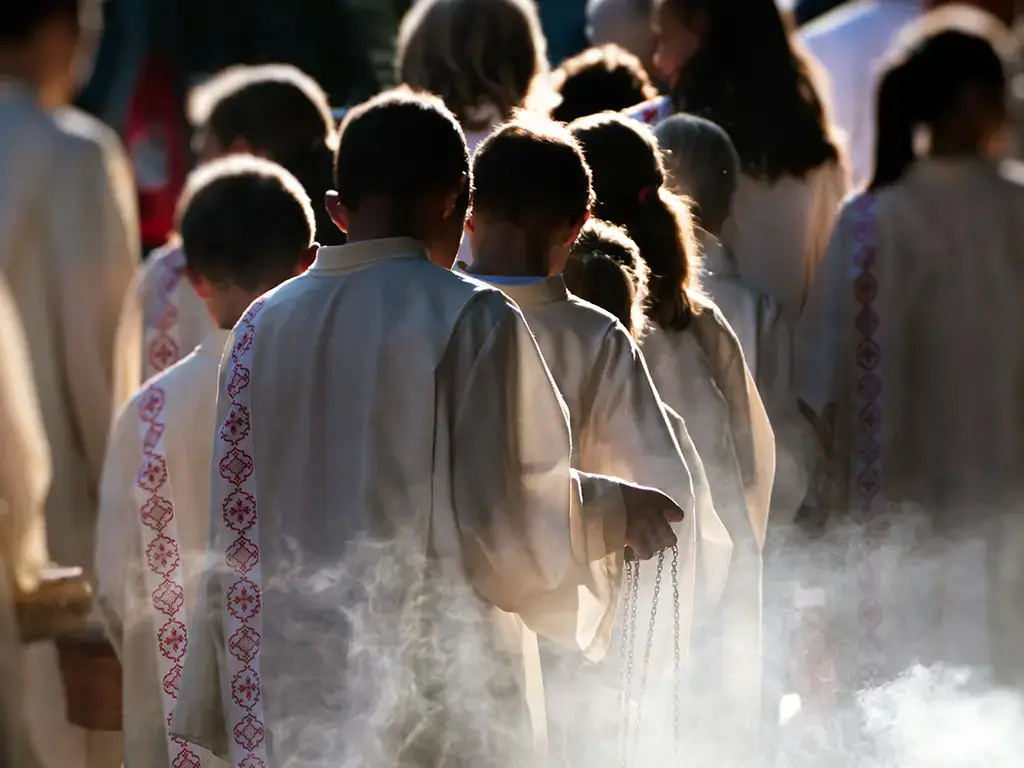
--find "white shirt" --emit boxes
[800,0,921,188]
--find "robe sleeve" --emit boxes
[446,292,627,659]
[111,268,148,410]
[0,278,50,593]
[693,304,775,550]
[801,159,849,312]
[93,400,144,656]
[794,200,856,417]
[48,124,139,490]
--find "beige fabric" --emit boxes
[640,301,775,737]
[700,233,816,521]
[0,83,139,576]
[723,160,848,328]
[0,275,50,768]
[112,242,215,409]
[0,81,137,768]
[172,239,629,766]
[95,331,230,768]
[796,158,1024,681]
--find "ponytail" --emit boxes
[869,63,918,191]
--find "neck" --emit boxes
[0,53,45,102]
[469,224,552,277]
[344,199,427,247]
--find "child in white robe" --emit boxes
[0,275,51,768]
[572,112,775,754]
[113,64,340,406]
[95,157,318,768]
[396,0,556,268]
[170,89,685,768]
[797,19,1024,690]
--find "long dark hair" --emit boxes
[663,0,839,182]
[869,28,1006,191]
[570,113,700,332]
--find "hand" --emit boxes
[620,483,684,560]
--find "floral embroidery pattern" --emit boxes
[217,300,268,767]
[849,194,888,688]
[146,248,186,379]
[133,383,199,767]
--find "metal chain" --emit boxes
[630,551,664,760]
[671,545,681,768]
[616,553,640,768]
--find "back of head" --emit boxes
[189,64,341,244]
[663,0,840,181]
[550,44,658,123]
[567,218,649,338]
[334,88,469,214]
[655,114,740,235]
[177,156,315,295]
[0,0,79,43]
[570,112,699,331]
[396,0,549,131]
[472,113,593,230]
[870,22,1006,190]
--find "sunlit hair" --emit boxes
[570,112,700,332]
[177,156,314,292]
[870,13,1007,191]
[472,112,594,228]
[662,0,840,181]
[655,114,740,235]
[188,64,342,244]
[334,87,470,214]
[396,0,551,132]
[550,44,659,123]
[567,218,650,340]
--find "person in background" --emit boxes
[550,44,659,123]
[796,18,1024,691]
[170,89,683,767]
[396,0,553,267]
[565,218,650,339]
[96,156,317,768]
[653,0,848,329]
[572,111,774,760]
[112,64,339,407]
[586,0,658,79]
[0,276,52,768]
[0,1,138,764]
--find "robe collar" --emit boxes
[471,273,569,307]
[196,328,232,358]
[698,230,740,281]
[310,238,428,274]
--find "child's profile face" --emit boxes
[653,1,702,88]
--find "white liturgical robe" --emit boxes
[0,276,51,768]
[112,242,216,409]
[795,158,1024,683]
[96,330,231,768]
[640,300,775,741]
[171,239,632,768]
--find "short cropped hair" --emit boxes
[472,113,593,227]
[655,114,740,234]
[551,44,658,123]
[396,0,549,131]
[177,156,315,292]
[1,0,80,42]
[568,218,649,337]
[333,88,469,211]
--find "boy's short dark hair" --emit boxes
[550,44,658,124]
[472,113,593,228]
[177,156,315,292]
[1,0,79,42]
[333,88,469,211]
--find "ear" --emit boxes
[185,267,212,300]
[465,213,475,234]
[325,191,348,233]
[444,173,469,219]
[563,212,590,247]
[297,244,319,274]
